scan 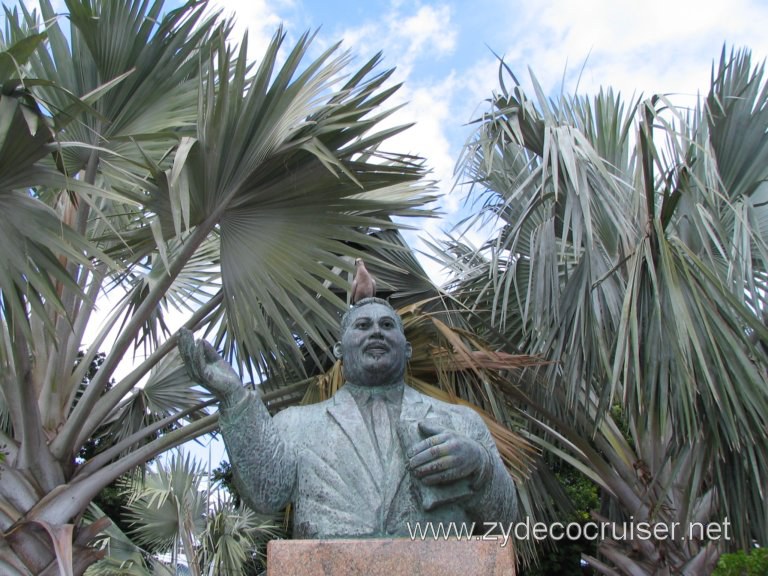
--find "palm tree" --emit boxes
[115,451,281,576]
[82,499,172,576]
[123,452,207,576]
[0,0,435,573]
[447,47,768,574]
[83,451,280,576]
[200,499,281,576]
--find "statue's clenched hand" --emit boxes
[179,328,245,407]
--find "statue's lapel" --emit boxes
[399,385,432,421]
[386,386,434,508]
[326,387,384,488]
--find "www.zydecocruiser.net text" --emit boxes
[406,517,732,548]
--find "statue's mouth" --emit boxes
[364,343,389,354]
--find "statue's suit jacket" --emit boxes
[220,384,518,538]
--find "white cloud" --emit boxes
[389,76,457,189]
[337,2,456,79]
[494,0,768,100]
[26,0,67,15]
[331,3,463,205]
[207,0,288,60]
[324,3,520,284]
[371,71,461,279]
[400,5,456,58]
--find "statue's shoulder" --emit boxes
[273,397,333,423]
[406,387,486,429]
[406,386,469,410]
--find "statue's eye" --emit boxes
[381,319,395,329]
[354,319,371,329]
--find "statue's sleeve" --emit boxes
[218,391,297,513]
[461,408,518,524]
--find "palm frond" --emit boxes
[152,28,436,378]
[450,47,768,570]
[123,451,205,553]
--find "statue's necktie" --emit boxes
[370,395,392,462]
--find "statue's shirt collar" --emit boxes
[344,382,404,405]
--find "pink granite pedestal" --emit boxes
[266,538,516,576]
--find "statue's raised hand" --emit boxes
[178,328,245,407]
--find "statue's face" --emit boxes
[335,302,412,387]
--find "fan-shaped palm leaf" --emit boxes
[138,28,436,378]
[201,500,282,575]
[123,451,205,576]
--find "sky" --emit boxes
[158,0,768,468]
[194,0,768,272]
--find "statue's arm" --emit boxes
[218,392,297,513]
[461,409,518,524]
[178,329,297,512]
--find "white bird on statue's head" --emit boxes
[350,258,376,304]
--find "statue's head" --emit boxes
[334,298,412,388]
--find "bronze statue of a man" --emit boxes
[180,297,517,538]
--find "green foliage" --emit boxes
[117,451,281,576]
[211,460,239,507]
[201,500,283,575]
[519,465,599,576]
[123,452,206,554]
[713,548,768,576]
[557,469,600,523]
[92,480,133,536]
[83,501,156,576]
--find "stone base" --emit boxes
[266,538,515,576]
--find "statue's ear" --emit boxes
[405,342,412,360]
[333,342,343,359]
